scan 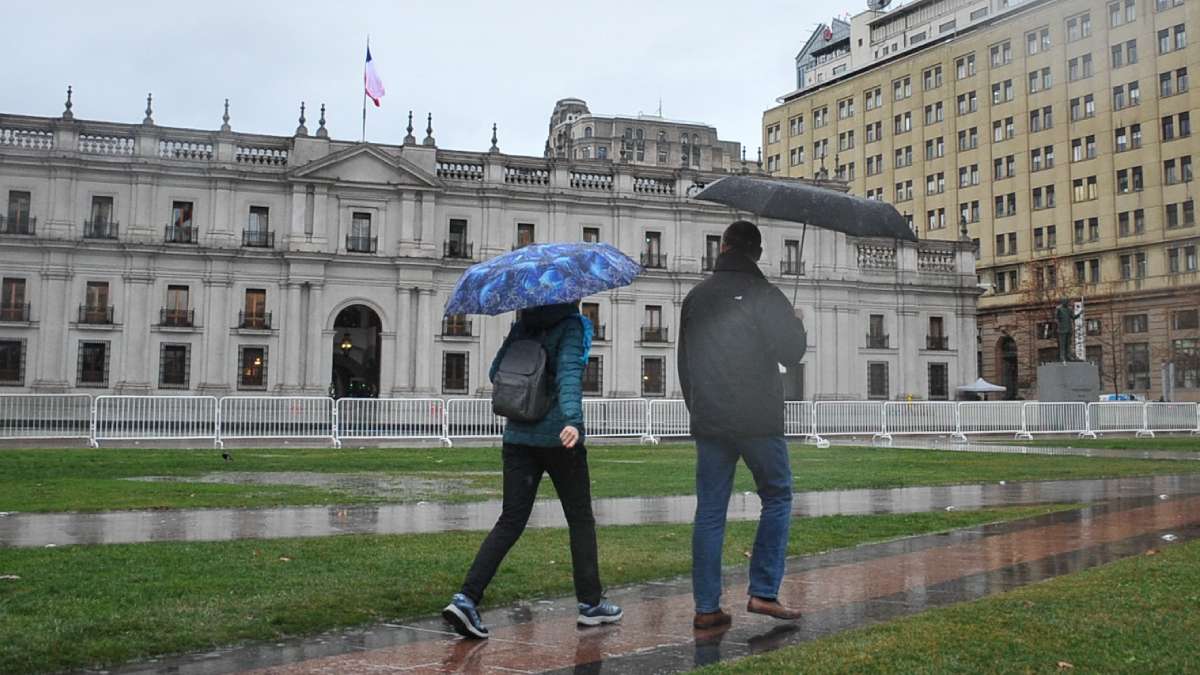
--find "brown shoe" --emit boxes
[747,596,802,621]
[693,609,732,629]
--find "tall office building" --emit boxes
[765,0,1199,401]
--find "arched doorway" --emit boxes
[331,305,382,398]
[997,336,1019,400]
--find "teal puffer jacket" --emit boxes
[490,304,588,447]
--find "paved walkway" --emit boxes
[862,437,1200,461]
[105,495,1200,674]
[7,475,1200,548]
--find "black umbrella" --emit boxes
[692,175,916,304]
[692,175,915,241]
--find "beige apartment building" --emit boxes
[764,0,1199,401]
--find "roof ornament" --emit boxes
[143,93,154,125]
[62,85,74,121]
[295,101,308,136]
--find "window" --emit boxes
[994,268,1018,293]
[1125,343,1150,390]
[893,112,912,134]
[641,357,665,397]
[1069,95,1095,121]
[0,277,26,322]
[926,208,946,231]
[158,344,189,388]
[867,362,889,399]
[247,205,269,234]
[866,121,882,144]
[1166,157,1193,185]
[77,341,109,387]
[993,156,1016,180]
[959,164,980,187]
[1116,166,1144,193]
[237,346,267,389]
[4,190,32,234]
[1032,185,1056,209]
[928,363,949,400]
[894,146,913,168]
[990,41,1012,67]
[441,352,468,394]
[955,53,976,79]
[1175,309,1200,330]
[837,98,854,119]
[1118,209,1146,236]
[166,200,195,243]
[1027,27,1050,54]
[893,76,912,101]
[991,79,1014,104]
[1029,67,1053,93]
[582,356,603,395]
[86,196,115,238]
[957,91,978,116]
[0,339,24,385]
[957,127,979,151]
[516,222,535,248]
[766,154,780,172]
[1119,251,1147,279]
[1031,145,1055,171]
[866,154,882,176]
[895,180,913,202]
[1123,314,1149,334]
[789,115,804,135]
[1173,339,1200,389]
[923,103,944,126]
[1074,217,1101,243]
[1071,135,1097,162]
[1067,12,1092,42]
[924,138,944,160]
[789,147,804,166]
[813,138,828,159]
[1072,176,1098,202]
[1068,55,1092,81]
[767,124,781,143]
[837,131,854,151]
[1166,200,1196,228]
[923,65,943,90]
[813,107,828,128]
[960,200,981,224]
[1168,244,1199,273]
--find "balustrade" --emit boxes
[857,243,897,270]
[159,139,214,161]
[0,127,53,150]
[437,161,483,181]
[79,134,134,155]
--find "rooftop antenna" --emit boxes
[657,98,663,117]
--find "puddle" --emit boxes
[123,472,498,500]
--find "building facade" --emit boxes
[765,0,1200,400]
[0,98,976,401]
[545,98,746,172]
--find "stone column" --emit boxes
[390,286,413,395]
[419,192,437,254]
[304,283,327,393]
[413,288,435,394]
[32,268,72,391]
[899,309,920,397]
[611,296,639,397]
[281,281,303,392]
[118,273,154,393]
[197,276,232,395]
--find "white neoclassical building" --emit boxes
[0,95,979,401]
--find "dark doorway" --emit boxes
[332,305,382,398]
[998,336,1019,400]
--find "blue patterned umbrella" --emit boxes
[444,242,642,316]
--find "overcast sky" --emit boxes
[1,1,833,157]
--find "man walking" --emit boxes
[678,220,807,629]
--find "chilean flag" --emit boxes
[364,47,385,107]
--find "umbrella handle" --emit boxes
[791,222,807,308]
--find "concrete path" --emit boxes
[7,475,1200,548]
[103,495,1200,674]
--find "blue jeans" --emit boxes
[692,435,792,613]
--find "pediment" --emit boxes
[291,145,439,188]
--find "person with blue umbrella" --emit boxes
[441,242,640,640]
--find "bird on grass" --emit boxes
[221,452,233,462]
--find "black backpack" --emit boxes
[492,332,555,423]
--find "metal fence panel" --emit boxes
[337,398,447,441]
[95,395,218,442]
[1087,402,1146,434]
[958,401,1024,435]
[218,397,336,444]
[0,394,92,440]
[583,398,648,439]
[445,398,505,439]
[1145,402,1200,432]
[814,401,885,436]
[648,399,690,438]
[883,401,959,436]
[785,401,815,437]
[1022,402,1088,435]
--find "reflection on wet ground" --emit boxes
[104,495,1200,674]
[6,475,1200,548]
[860,437,1200,461]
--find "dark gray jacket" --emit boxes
[678,251,807,438]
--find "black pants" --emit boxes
[461,442,602,606]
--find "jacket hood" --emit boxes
[519,302,580,330]
[713,250,765,277]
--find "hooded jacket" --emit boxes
[489,303,589,447]
[678,251,807,439]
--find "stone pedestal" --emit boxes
[1037,362,1100,403]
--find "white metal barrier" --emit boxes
[94,395,218,445]
[584,398,652,442]
[958,401,1025,437]
[218,397,337,448]
[647,399,690,441]
[1088,402,1152,438]
[882,401,960,442]
[445,398,505,443]
[1145,402,1200,434]
[814,401,885,444]
[784,400,819,439]
[337,398,449,445]
[1021,402,1091,439]
[0,394,92,441]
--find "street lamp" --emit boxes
[339,333,353,353]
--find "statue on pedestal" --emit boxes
[1055,299,1083,362]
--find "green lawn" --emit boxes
[0,506,1068,675]
[1016,436,1200,452]
[703,537,1200,674]
[2,444,1199,512]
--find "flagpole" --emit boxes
[362,35,369,143]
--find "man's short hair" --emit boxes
[722,220,762,261]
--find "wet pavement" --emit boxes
[102,495,1200,675]
[6,475,1200,548]
[862,437,1200,461]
